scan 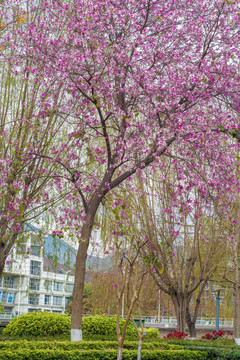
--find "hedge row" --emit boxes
[0,349,206,360]
[168,345,240,360]
[166,339,238,349]
[3,313,143,339]
[0,340,176,351]
[3,313,71,337]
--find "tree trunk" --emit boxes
[71,238,89,341]
[0,246,6,277]
[172,294,187,332]
[186,293,202,338]
[187,320,197,337]
[71,203,100,341]
[137,339,143,360]
[233,243,240,338]
[117,346,123,360]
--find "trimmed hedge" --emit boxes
[169,346,240,360]
[0,340,178,351]
[165,339,238,349]
[3,312,71,337]
[1,339,240,359]
[82,315,137,339]
[0,349,207,360]
[140,328,159,341]
[3,314,138,339]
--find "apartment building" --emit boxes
[0,224,76,314]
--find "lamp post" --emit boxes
[213,288,223,332]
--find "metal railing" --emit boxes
[0,313,17,319]
[144,316,234,328]
[0,313,234,328]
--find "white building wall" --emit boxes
[0,232,74,314]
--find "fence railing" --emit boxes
[0,313,17,320]
[0,313,234,328]
[144,316,234,327]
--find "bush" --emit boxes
[0,340,178,351]
[164,330,188,340]
[3,312,71,337]
[140,328,159,341]
[0,302,5,313]
[163,338,237,348]
[202,329,233,340]
[82,316,137,339]
[0,349,207,360]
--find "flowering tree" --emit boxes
[18,0,240,340]
[0,1,71,274]
[135,173,229,336]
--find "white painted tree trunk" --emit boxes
[137,339,143,360]
[117,347,123,360]
[71,329,82,341]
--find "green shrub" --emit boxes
[164,338,237,348]
[3,312,71,337]
[0,302,5,313]
[140,328,160,341]
[0,349,207,360]
[0,340,178,351]
[2,314,156,340]
[82,316,137,339]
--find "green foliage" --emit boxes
[2,340,240,359]
[0,340,178,351]
[139,328,160,341]
[3,312,71,337]
[163,338,240,359]
[0,349,206,360]
[0,302,5,313]
[82,316,137,339]
[3,314,137,339]
[164,338,237,349]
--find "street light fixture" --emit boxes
[213,288,223,332]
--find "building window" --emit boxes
[31,246,40,257]
[53,296,62,306]
[65,283,73,293]
[65,297,71,306]
[44,280,52,292]
[30,261,41,276]
[4,307,12,313]
[29,278,40,291]
[54,282,63,292]
[28,308,39,312]
[0,291,7,303]
[44,295,51,305]
[7,292,16,304]
[28,294,39,305]
[4,277,14,288]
